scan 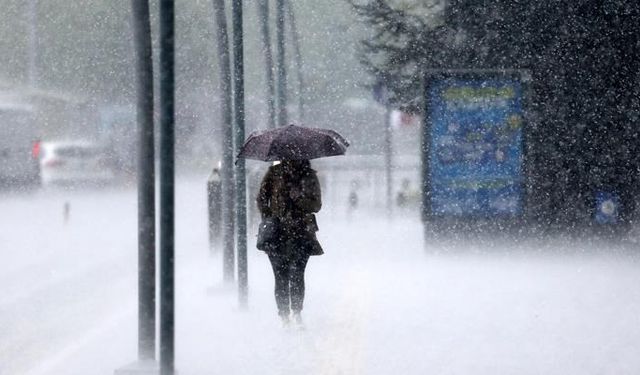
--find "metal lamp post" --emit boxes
[232,0,248,308]
[158,0,176,373]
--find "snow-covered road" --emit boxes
[0,185,138,375]
[2,175,640,374]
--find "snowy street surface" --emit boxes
[2,175,640,374]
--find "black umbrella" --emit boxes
[237,124,349,161]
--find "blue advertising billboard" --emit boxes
[426,76,524,217]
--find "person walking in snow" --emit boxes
[257,159,323,326]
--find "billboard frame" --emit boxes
[421,69,532,228]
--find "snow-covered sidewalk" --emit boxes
[5,180,640,375]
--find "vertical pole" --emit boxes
[212,0,236,283]
[385,107,393,218]
[285,0,304,122]
[275,0,287,126]
[257,0,276,129]
[421,74,433,245]
[159,0,175,373]
[232,0,248,308]
[131,0,156,362]
[421,75,432,224]
[27,0,38,86]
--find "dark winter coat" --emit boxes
[257,162,323,256]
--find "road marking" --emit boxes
[22,303,135,375]
[316,267,373,375]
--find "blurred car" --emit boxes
[39,141,116,186]
[0,103,40,188]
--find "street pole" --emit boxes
[212,0,236,283]
[385,107,393,219]
[275,0,287,126]
[257,0,276,129]
[285,0,304,122]
[159,0,175,373]
[375,82,393,219]
[131,0,156,362]
[27,0,38,87]
[232,0,248,309]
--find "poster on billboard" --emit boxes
[423,70,525,219]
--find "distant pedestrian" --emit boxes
[348,179,359,210]
[63,201,70,224]
[257,159,323,327]
[396,178,416,208]
[347,179,359,219]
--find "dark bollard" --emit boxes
[207,166,222,252]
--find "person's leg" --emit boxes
[268,254,292,320]
[289,254,310,314]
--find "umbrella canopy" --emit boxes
[237,124,349,161]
